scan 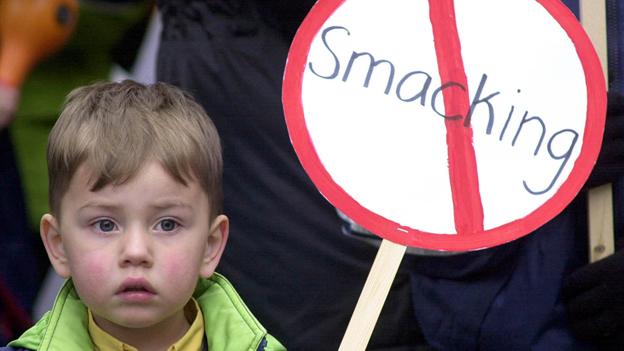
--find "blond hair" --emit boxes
[47,80,223,219]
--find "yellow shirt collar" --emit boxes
[88,298,204,351]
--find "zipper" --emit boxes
[256,337,268,351]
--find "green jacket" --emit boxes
[6,274,286,351]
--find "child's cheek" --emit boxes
[88,259,107,279]
[164,253,196,284]
[77,253,109,284]
[71,254,111,303]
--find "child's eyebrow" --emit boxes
[77,200,193,211]
[149,200,193,210]
[78,201,118,212]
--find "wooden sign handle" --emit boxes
[580,0,615,262]
[338,239,407,351]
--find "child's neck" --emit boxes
[93,307,192,351]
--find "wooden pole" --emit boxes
[338,239,407,351]
[580,0,615,262]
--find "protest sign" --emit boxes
[283,0,606,251]
[282,0,607,349]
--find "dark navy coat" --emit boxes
[408,0,623,349]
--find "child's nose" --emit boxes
[119,226,154,268]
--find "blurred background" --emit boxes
[0,0,157,342]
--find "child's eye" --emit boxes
[94,219,118,233]
[156,218,180,232]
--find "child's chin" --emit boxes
[107,311,164,329]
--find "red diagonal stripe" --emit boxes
[429,0,484,234]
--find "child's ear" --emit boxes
[200,214,229,278]
[40,214,71,278]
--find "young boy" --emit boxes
[2,80,286,351]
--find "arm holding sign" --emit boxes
[408,200,593,350]
[563,242,624,350]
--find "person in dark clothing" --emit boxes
[0,129,38,345]
[156,1,427,350]
[408,1,624,350]
[561,0,624,350]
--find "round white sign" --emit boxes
[283,0,606,250]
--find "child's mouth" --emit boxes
[117,278,156,302]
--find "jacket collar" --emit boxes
[9,273,268,351]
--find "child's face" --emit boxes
[40,161,228,333]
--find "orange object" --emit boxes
[0,0,79,87]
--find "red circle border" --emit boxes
[282,0,607,251]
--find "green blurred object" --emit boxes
[11,1,152,229]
